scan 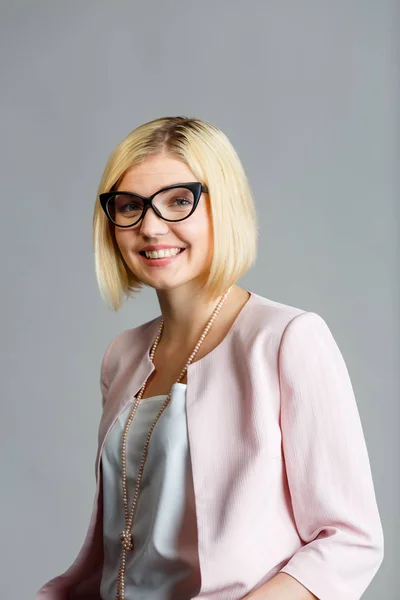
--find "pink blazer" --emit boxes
[36,291,384,600]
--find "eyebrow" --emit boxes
[114,182,196,195]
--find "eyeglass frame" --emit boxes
[99,181,209,228]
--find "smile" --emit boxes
[138,248,186,267]
[142,247,183,259]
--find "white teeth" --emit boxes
[144,248,182,259]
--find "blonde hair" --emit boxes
[93,116,258,311]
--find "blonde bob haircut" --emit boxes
[93,116,258,311]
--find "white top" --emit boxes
[100,382,201,600]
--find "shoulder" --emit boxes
[100,315,161,391]
[246,292,346,374]
[243,291,308,339]
[107,315,160,353]
[242,291,335,354]
[248,291,307,323]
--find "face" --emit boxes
[113,153,214,293]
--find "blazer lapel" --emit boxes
[95,316,162,475]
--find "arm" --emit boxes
[264,311,383,600]
[243,572,317,599]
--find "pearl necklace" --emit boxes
[115,285,233,600]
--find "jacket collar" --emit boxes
[95,316,161,474]
[95,291,255,475]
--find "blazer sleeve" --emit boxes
[277,311,384,600]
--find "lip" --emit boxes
[139,248,186,267]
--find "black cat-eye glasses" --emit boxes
[99,182,208,228]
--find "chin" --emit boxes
[149,275,203,292]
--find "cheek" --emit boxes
[114,230,132,255]
[180,222,213,255]
[186,206,213,246]
[113,235,136,268]
[113,233,124,257]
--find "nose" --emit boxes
[138,205,170,238]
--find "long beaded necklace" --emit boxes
[115,285,233,600]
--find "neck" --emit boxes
[155,284,246,352]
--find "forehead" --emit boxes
[117,153,196,196]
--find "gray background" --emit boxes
[0,1,398,598]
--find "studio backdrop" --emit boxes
[0,1,397,599]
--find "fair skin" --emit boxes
[115,152,251,393]
[114,152,317,599]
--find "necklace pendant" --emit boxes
[120,530,134,551]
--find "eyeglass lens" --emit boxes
[107,187,196,226]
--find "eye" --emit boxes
[172,197,192,206]
[113,194,143,214]
[121,202,141,212]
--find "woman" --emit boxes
[36,116,384,600]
